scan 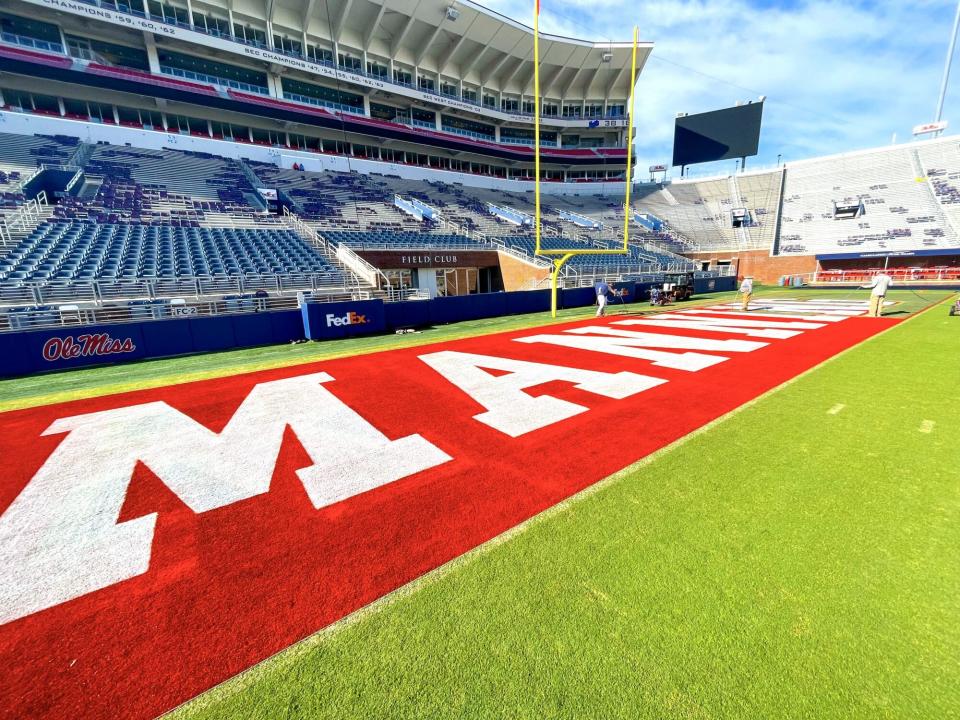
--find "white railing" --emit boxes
[0,290,385,333]
[522,276,553,290]
[64,169,85,194]
[0,192,48,246]
[487,239,554,269]
[69,142,95,168]
[333,240,494,252]
[15,166,44,192]
[282,206,328,251]
[0,271,355,308]
[334,243,390,289]
[381,287,431,302]
[282,207,379,293]
[814,267,960,283]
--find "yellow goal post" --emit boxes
[533,4,639,316]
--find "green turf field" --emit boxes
[142,289,958,719]
[0,287,946,411]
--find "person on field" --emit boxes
[595,279,611,317]
[739,276,754,311]
[862,271,893,317]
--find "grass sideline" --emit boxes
[168,292,958,719]
[0,287,947,412]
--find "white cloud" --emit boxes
[480,0,960,175]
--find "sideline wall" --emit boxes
[0,283,733,379]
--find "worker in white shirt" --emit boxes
[861,272,893,317]
[739,276,754,311]
[595,280,611,317]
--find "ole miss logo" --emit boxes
[42,333,137,362]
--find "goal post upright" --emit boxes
[533,0,542,258]
[533,6,639,316]
[622,26,639,253]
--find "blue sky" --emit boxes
[483,0,960,177]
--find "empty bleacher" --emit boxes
[81,144,271,225]
[630,171,782,253]
[248,164,424,232]
[0,221,342,283]
[242,163,691,272]
[628,136,960,257]
[321,231,482,250]
[0,132,78,211]
[776,141,958,255]
[497,235,684,271]
[915,140,960,239]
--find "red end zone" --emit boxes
[0,303,894,719]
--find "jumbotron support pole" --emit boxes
[935,0,960,134]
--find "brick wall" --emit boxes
[686,251,818,284]
[498,251,550,291]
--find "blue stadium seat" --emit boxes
[0,221,343,283]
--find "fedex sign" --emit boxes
[302,299,385,339]
[325,311,368,327]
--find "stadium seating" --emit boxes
[4,127,955,292]
[775,142,958,255]
[0,221,341,282]
[630,171,783,252]
[624,138,960,256]
[321,231,482,250]
[0,130,692,286]
[240,163,691,269]
[0,132,79,210]
[496,235,683,270]
[916,141,960,235]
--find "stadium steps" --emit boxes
[910,148,960,240]
[1,205,56,252]
[280,211,379,295]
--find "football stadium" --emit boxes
[0,0,957,716]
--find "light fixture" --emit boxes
[446,6,460,21]
[601,52,612,62]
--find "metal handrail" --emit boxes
[281,208,374,292]
[0,192,48,246]
[0,270,356,308]
[0,290,375,333]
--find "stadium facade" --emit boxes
[0,0,646,186]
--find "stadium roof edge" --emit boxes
[458,0,651,49]
[176,0,652,100]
